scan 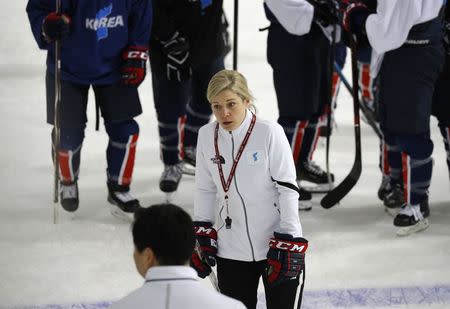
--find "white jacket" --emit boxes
[194,111,303,262]
[109,266,245,309]
[366,0,443,75]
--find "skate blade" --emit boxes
[385,207,399,217]
[299,200,313,211]
[182,164,195,176]
[109,206,134,223]
[396,219,429,236]
[164,192,176,204]
[299,181,334,193]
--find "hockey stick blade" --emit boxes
[320,140,361,208]
[321,35,362,209]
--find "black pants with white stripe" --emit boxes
[216,257,299,309]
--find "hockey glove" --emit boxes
[342,1,370,48]
[265,232,308,287]
[190,221,217,278]
[42,12,71,42]
[160,31,192,82]
[310,0,339,27]
[121,46,149,86]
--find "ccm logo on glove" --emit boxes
[269,239,308,253]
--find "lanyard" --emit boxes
[213,113,256,195]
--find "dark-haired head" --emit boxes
[132,204,195,277]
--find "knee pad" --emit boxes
[105,119,139,142]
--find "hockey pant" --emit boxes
[53,120,139,187]
[384,132,433,205]
[279,117,321,165]
[151,57,224,165]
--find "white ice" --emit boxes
[1,1,449,309]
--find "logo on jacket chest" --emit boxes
[210,155,225,165]
[85,4,124,41]
[245,150,264,165]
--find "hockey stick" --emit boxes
[194,240,220,292]
[52,0,62,224]
[320,34,362,209]
[232,0,238,70]
[333,62,382,139]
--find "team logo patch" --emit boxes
[85,4,124,41]
[246,150,264,165]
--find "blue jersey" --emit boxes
[27,0,152,85]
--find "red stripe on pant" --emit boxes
[118,134,139,186]
[58,150,73,183]
[401,152,410,205]
[359,63,373,102]
[292,121,308,164]
[178,115,187,161]
[308,123,321,161]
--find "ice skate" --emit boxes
[394,204,429,236]
[107,183,141,222]
[298,187,313,211]
[383,183,404,216]
[182,146,196,176]
[60,182,79,212]
[377,175,391,201]
[160,163,183,193]
[297,160,334,193]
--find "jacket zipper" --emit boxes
[230,131,256,261]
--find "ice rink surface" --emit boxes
[1,1,449,309]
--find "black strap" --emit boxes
[95,100,100,131]
[271,177,300,194]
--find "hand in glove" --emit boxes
[42,12,71,42]
[160,31,192,82]
[342,1,371,48]
[310,0,339,27]
[121,46,148,86]
[190,221,217,278]
[265,232,308,287]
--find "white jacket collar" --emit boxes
[145,265,198,281]
[218,109,253,137]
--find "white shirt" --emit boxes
[365,0,443,75]
[109,266,245,309]
[194,111,303,262]
[264,0,341,40]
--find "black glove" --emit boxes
[190,221,217,278]
[121,46,148,86]
[310,0,339,27]
[42,12,71,42]
[160,31,192,82]
[342,1,370,48]
[265,232,308,287]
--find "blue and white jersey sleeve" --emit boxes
[366,0,443,54]
[268,123,302,237]
[264,0,314,36]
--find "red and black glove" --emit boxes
[121,46,149,86]
[265,232,308,287]
[341,1,370,48]
[42,12,71,42]
[190,221,217,278]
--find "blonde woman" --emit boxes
[190,70,308,309]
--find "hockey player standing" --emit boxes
[26,0,152,220]
[343,0,444,235]
[432,0,450,183]
[191,70,308,309]
[263,0,340,198]
[148,0,229,196]
[109,204,245,309]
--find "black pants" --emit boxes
[216,257,299,309]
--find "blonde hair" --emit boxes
[207,70,255,106]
